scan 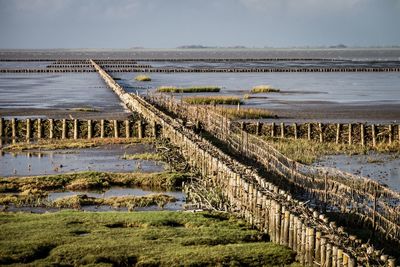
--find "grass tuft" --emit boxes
[122,153,163,161]
[251,85,280,93]
[183,96,242,105]
[134,74,151,82]
[215,107,277,119]
[157,86,220,93]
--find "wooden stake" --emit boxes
[319,122,323,143]
[49,119,54,139]
[388,124,393,144]
[293,123,298,139]
[137,120,143,139]
[26,119,31,143]
[100,119,105,138]
[62,119,67,139]
[271,122,275,137]
[114,120,119,138]
[11,118,16,144]
[348,123,352,145]
[321,237,326,266]
[307,123,311,140]
[0,117,3,146]
[372,124,376,147]
[280,122,285,138]
[125,120,130,138]
[37,118,42,139]
[336,123,341,144]
[73,119,78,140]
[87,120,92,139]
[360,123,365,147]
[152,120,157,138]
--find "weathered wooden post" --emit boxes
[336,123,341,144]
[152,121,157,138]
[388,124,393,144]
[307,123,312,140]
[315,231,321,263]
[326,243,332,267]
[271,122,275,137]
[372,124,376,147]
[280,122,285,138]
[348,123,352,145]
[26,119,31,143]
[11,118,16,144]
[301,224,306,265]
[360,123,365,147]
[319,123,323,143]
[283,210,290,246]
[0,117,3,146]
[37,118,42,139]
[275,203,281,244]
[49,119,54,139]
[332,245,338,267]
[137,120,143,139]
[256,122,262,136]
[73,119,78,140]
[113,120,119,138]
[320,237,326,266]
[62,119,67,139]
[87,120,92,139]
[337,248,343,267]
[289,214,294,248]
[100,119,105,138]
[293,123,298,139]
[125,119,130,138]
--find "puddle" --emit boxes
[1,187,185,213]
[0,144,165,176]
[314,153,400,192]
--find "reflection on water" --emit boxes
[314,153,400,192]
[0,144,165,177]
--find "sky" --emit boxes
[0,0,399,49]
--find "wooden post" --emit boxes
[337,248,343,267]
[348,123,352,145]
[332,245,337,267]
[11,118,16,144]
[125,120,130,138]
[283,210,290,246]
[62,119,67,139]
[26,119,31,143]
[296,220,302,262]
[137,120,143,139]
[100,119,105,138]
[293,123,298,139]
[275,203,281,244]
[301,224,306,266]
[307,123,311,140]
[360,123,365,147]
[271,122,275,137]
[73,119,78,140]
[0,118,3,146]
[321,237,326,266]
[315,231,321,263]
[280,122,285,138]
[87,120,92,139]
[388,124,393,144]
[398,125,400,143]
[113,120,119,138]
[308,227,315,265]
[326,243,332,267]
[336,123,341,144]
[372,124,376,147]
[49,119,54,139]
[37,118,42,139]
[152,120,157,138]
[319,123,323,143]
[289,214,294,249]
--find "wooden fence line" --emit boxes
[90,59,397,266]
[0,118,151,146]
[243,122,400,146]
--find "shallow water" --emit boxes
[0,73,127,111]
[115,72,400,107]
[313,153,400,192]
[0,144,165,177]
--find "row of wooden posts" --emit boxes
[0,118,153,145]
[244,122,400,146]
[90,59,397,266]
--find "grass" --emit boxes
[134,74,151,82]
[0,171,191,193]
[251,85,280,93]
[69,107,99,112]
[157,86,221,93]
[122,152,163,161]
[0,211,298,266]
[264,137,400,165]
[215,107,277,119]
[2,138,154,152]
[183,96,243,105]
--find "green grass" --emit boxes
[157,86,221,93]
[134,74,151,81]
[251,85,280,93]
[122,152,163,161]
[0,211,297,266]
[183,96,243,105]
[3,138,154,152]
[0,171,191,193]
[265,138,400,165]
[215,107,277,119]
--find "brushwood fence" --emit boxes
[90,59,398,266]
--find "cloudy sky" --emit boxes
[0,0,399,49]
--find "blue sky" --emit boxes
[0,0,399,49]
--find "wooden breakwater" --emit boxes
[148,94,400,247]
[242,122,400,146]
[90,59,397,266]
[0,118,153,146]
